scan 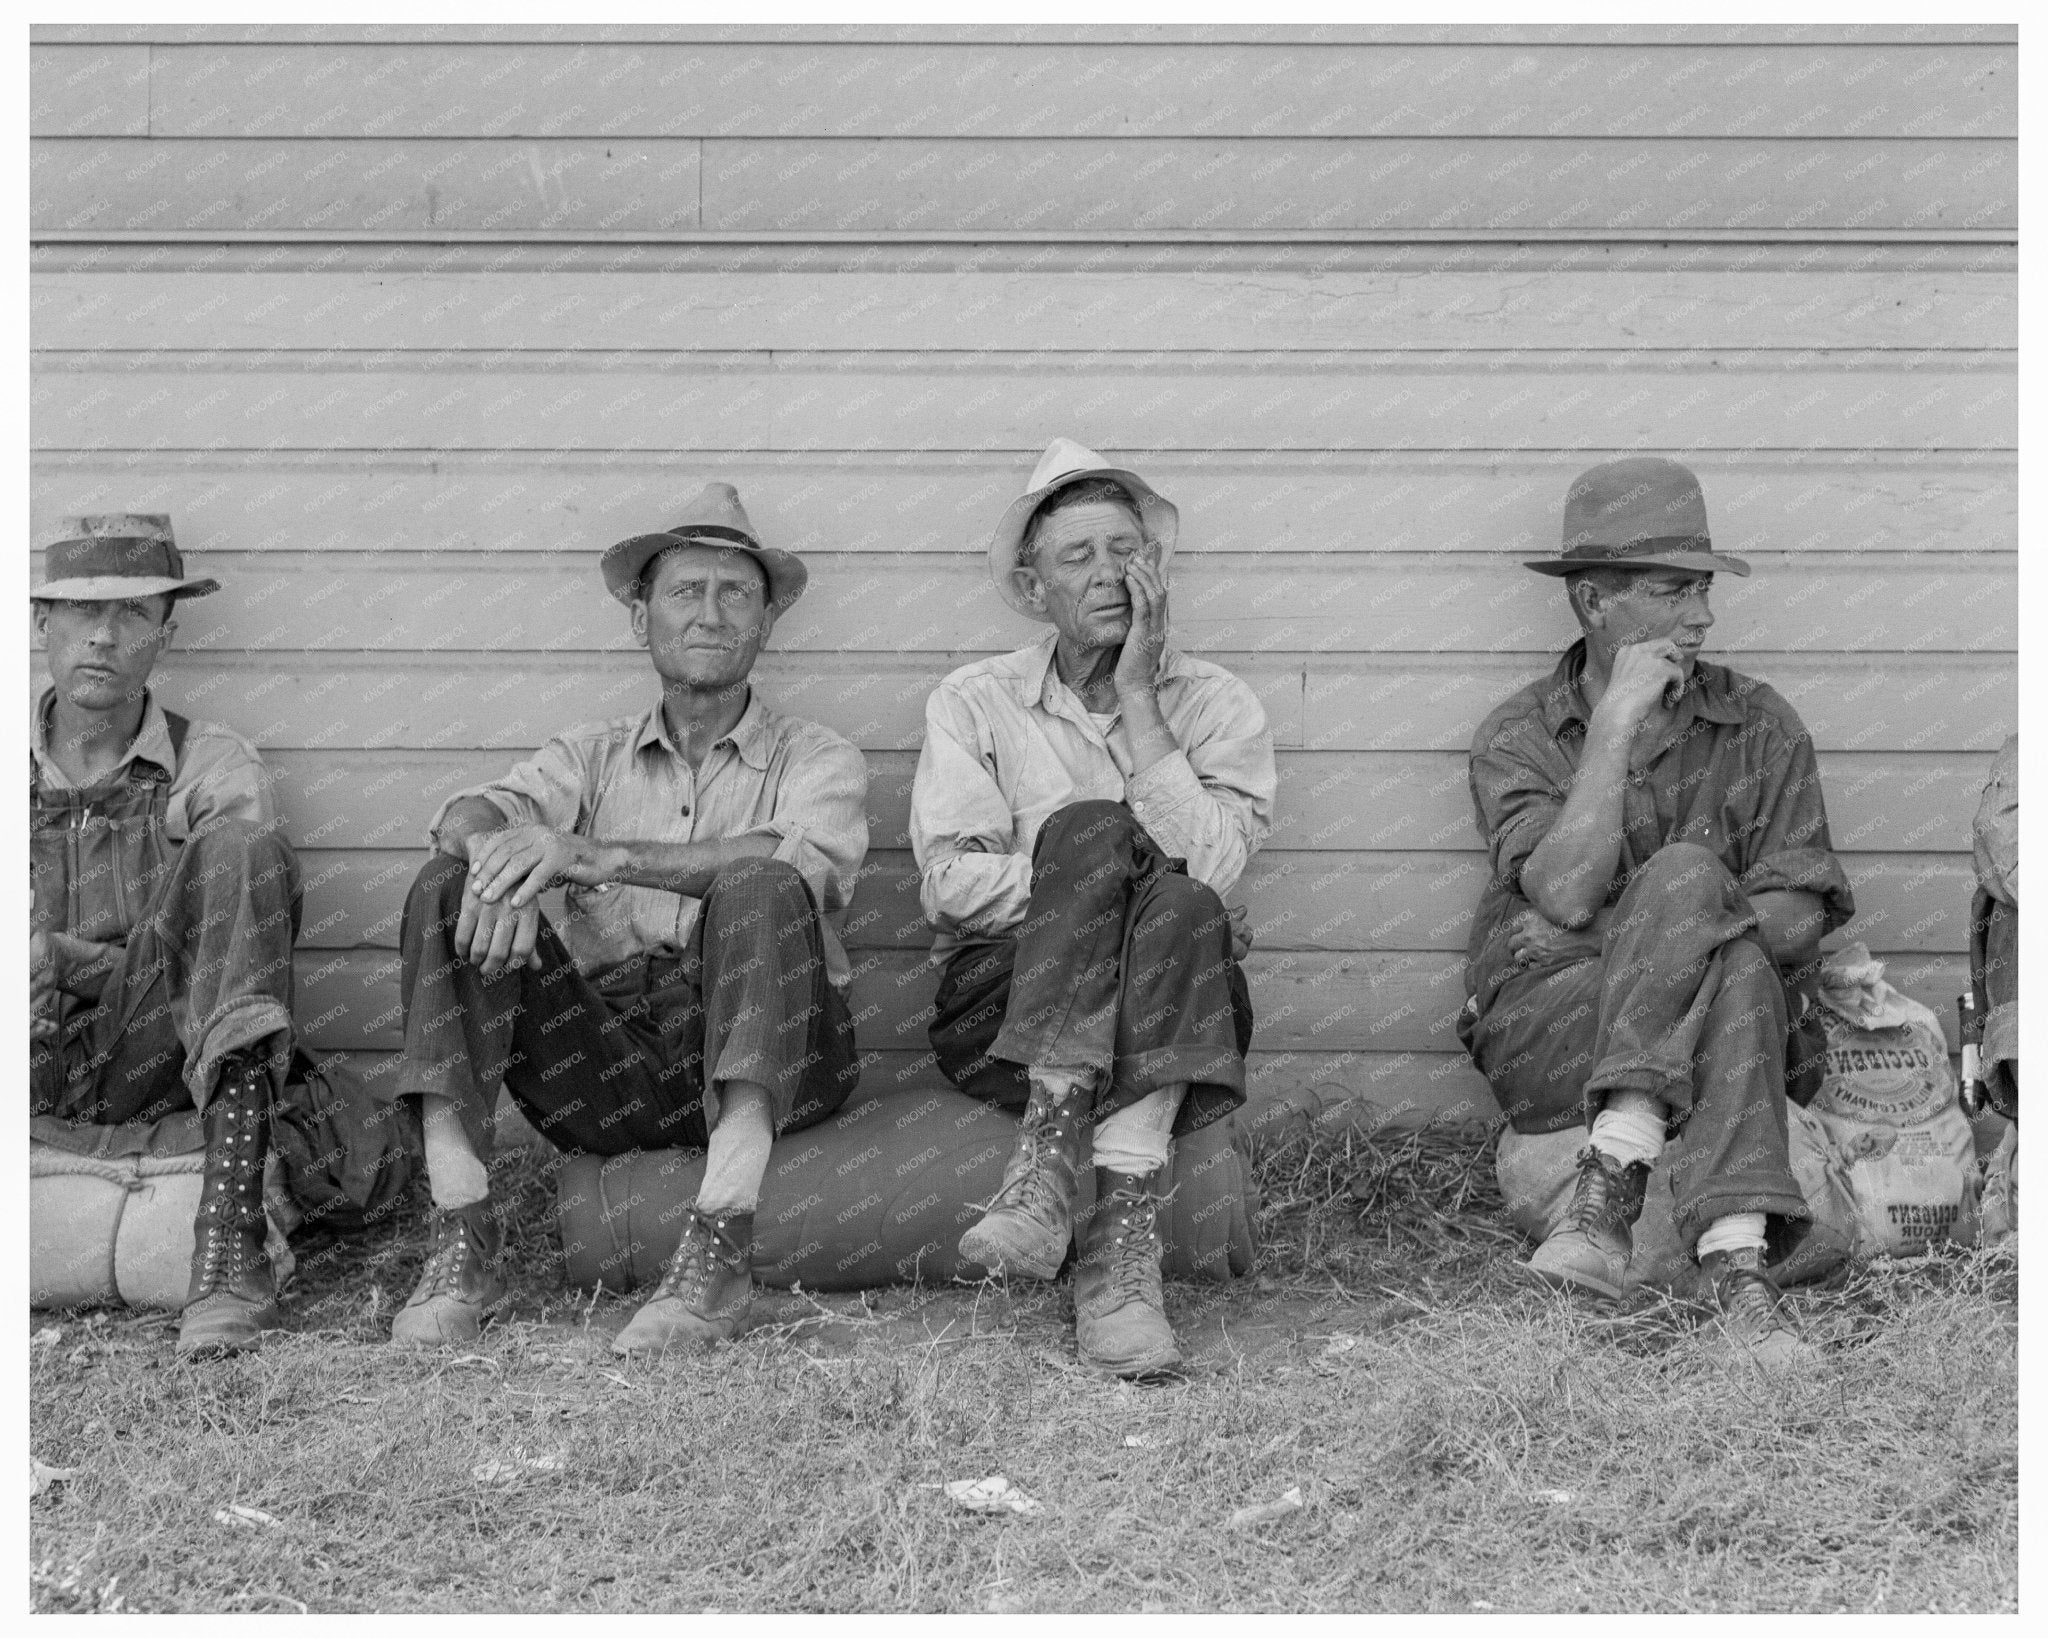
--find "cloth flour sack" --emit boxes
[1808,944,1980,1257]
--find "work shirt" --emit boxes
[32,688,278,839]
[1464,639,1855,974]
[1972,734,2018,906]
[430,688,867,986]
[910,631,1276,958]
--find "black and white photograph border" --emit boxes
[15,2,2027,1617]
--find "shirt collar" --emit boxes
[33,687,176,780]
[1019,629,1192,711]
[1540,638,1746,740]
[633,686,776,770]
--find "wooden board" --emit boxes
[30,136,2016,236]
[29,449,2019,559]
[31,268,2020,353]
[290,945,1975,1055]
[28,44,148,137]
[77,41,2009,140]
[27,27,2024,46]
[29,358,2018,452]
[292,844,1981,957]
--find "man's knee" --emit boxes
[1034,799,1140,865]
[410,850,470,908]
[706,854,807,902]
[1132,873,1228,951]
[1636,842,1737,899]
[704,856,814,940]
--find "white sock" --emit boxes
[421,1094,491,1210]
[1091,1085,1187,1177]
[696,1081,775,1214]
[1695,1212,1768,1259]
[1027,1063,1095,1105]
[1589,1090,1668,1169]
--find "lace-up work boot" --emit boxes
[390,1199,508,1347]
[1700,1245,1819,1369]
[613,1207,756,1354]
[177,1050,282,1357]
[1523,1146,1650,1301]
[957,1075,1089,1281]
[1074,1168,1181,1378]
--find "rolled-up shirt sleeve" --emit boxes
[1469,718,1565,894]
[1124,674,1274,898]
[425,732,594,846]
[729,729,868,914]
[1730,709,1855,934]
[911,686,1033,937]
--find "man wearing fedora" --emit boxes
[910,439,1275,1377]
[31,515,303,1356]
[382,483,867,1354]
[1459,456,1854,1365]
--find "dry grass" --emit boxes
[28,1120,2018,1613]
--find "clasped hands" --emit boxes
[451,825,609,980]
[1507,905,1607,970]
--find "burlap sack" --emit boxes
[556,1086,1258,1293]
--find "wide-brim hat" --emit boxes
[33,514,219,602]
[988,438,1179,620]
[1524,456,1750,578]
[601,482,807,610]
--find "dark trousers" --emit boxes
[1459,842,1808,1247]
[389,853,858,1158]
[1970,887,2018,1119]
[30,820,300,1125]
[930,800,1252,1139]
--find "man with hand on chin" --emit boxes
[1459,457,1854,1366]
[910,439,1275,1377]
[383,484,866,1354]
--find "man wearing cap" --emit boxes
[31,515,302,1355]
[910,439,1275,1377]
[1458,457,1855,1365]
[382,483,867,1354]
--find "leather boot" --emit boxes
[957,1075,1088,1281]
[1524,1145,1649,1301]
[1700,1245,1820,1369]
[1073,1168,1181,1378]
[614,1206,755,1354]
[176,1050,281,1357]
[390,1199,509,1347]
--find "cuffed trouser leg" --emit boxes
[1461,843,1807,1251]
[932,800,1252,1139]
[388,853,857,1160]
[30,820,301,1125]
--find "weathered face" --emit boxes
[1012,499,1150,650]
[632,544,774,691]
[1585,570,1715,672]
[38,595,175,712]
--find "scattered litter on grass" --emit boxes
[446,1354,500,1371]
[32,1327,62,1348]
[472,1449,568,1485]
[1123,1434,1155,1448]
[1320,1334,1361,1356]
[942,1474,1042,1516]
[1533,1488,1573,1505]
[214,1505,284,1530]
[1470,1600,1498,1611]
[1228,1486,1306,1528]
[31,1458,80,1498]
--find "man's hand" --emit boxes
[464,824,607,909]
[1113,548,1169,700]
[453,890,544,981]
[1592,638,1685,739]
[1508,906,1605,969]
[1227,903,1254,963]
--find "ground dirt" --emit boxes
[28,1125,2019,1613]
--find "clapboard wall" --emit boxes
[29,24,2017,1137]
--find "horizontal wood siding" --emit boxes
[30,27,2015,1134]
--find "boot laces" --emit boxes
[192,1065,268,1299]
[1566,1147,1637,1234]
[1717,1259,1795,1339]
[654,1212,744,1304]
[418,1212,486,1299]
[1095,1188,1162,1305]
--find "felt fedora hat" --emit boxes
[988,438,1179,620]
[33,514,219,602]
[1524,456,1749,578]
[601,482,808,610]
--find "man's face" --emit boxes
[632,544,774,691]
[1589,570,1715,672]
[1014,499,1149,649]
[38,595,175,711]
